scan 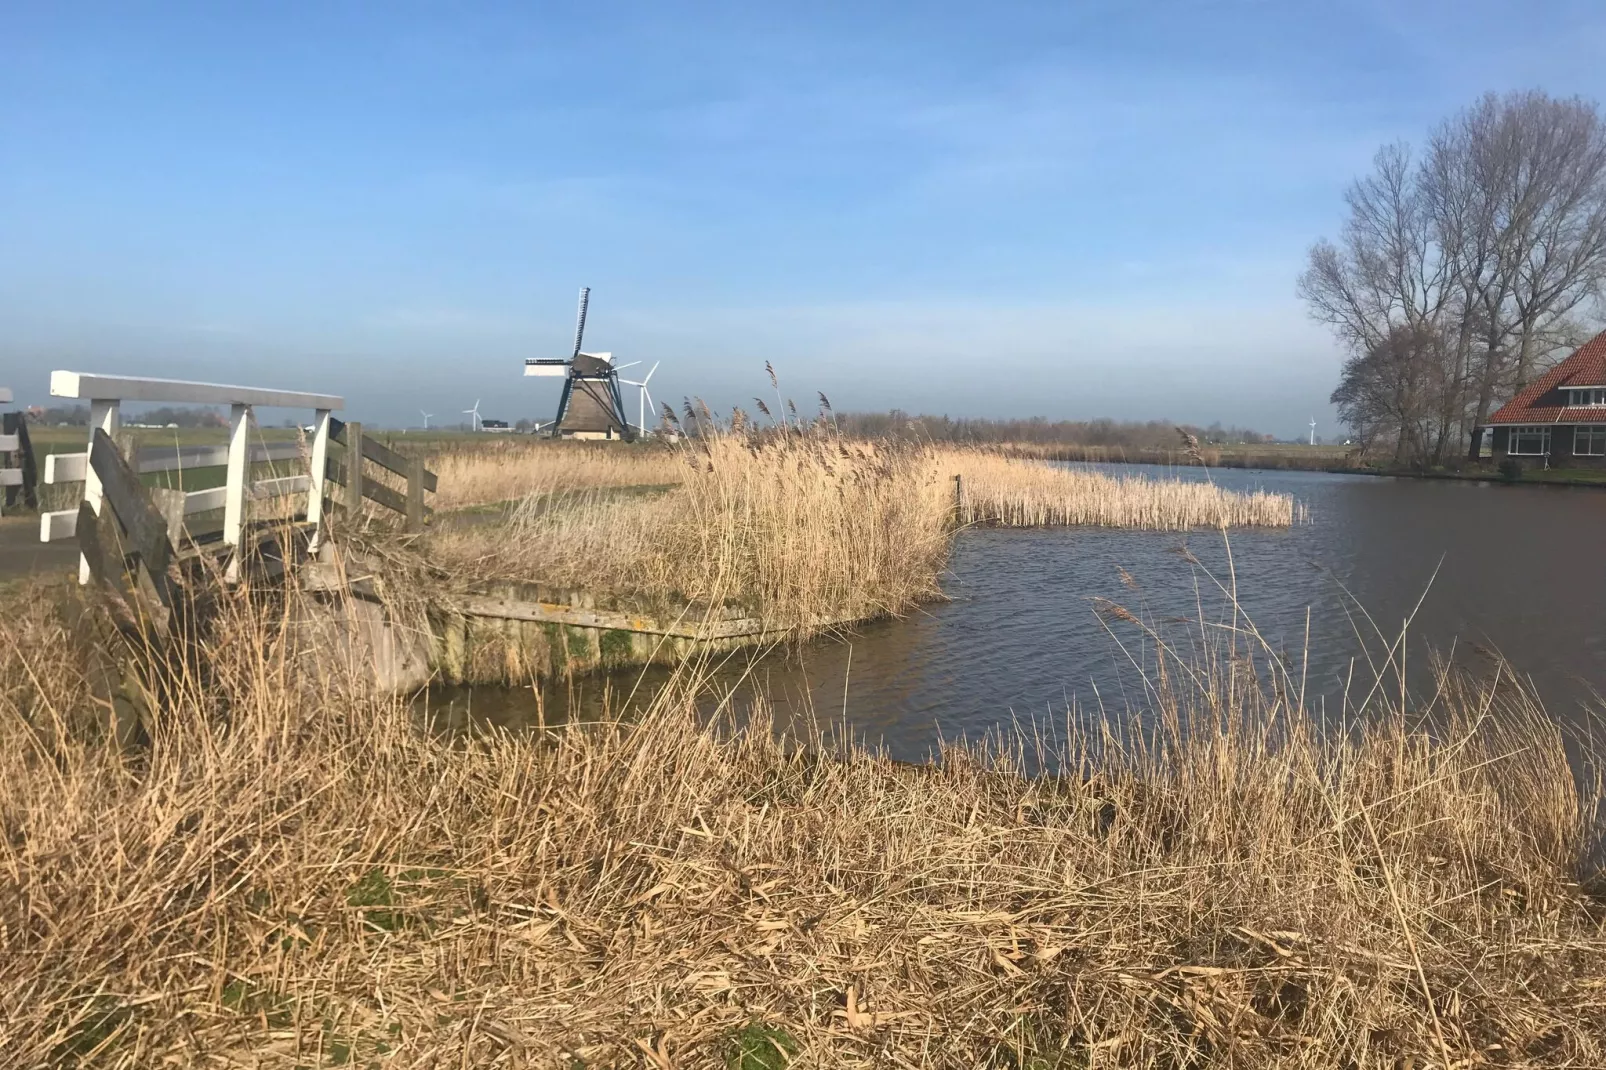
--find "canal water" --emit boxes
[424,467,1606,762]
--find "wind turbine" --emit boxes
[620,362,660,436]
[1309,417,1317,446]
[463,399,482,432]
[420,410,434,430]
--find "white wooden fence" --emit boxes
[39,372,344,581]
[0,387,19,514]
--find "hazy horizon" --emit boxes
[6,1,1606,438]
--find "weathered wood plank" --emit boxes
[2,412,37,511]
[452,594,780,640]
[323,455,428,519]
[136,440,302,474]
[41,508,78,541]
[329,417,437,491]
[89,429,176,609]
[50,370,343,410]
[45,452,87,483]
[181,474,311,516]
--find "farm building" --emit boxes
[1488,329,1606,469]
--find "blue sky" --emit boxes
[4,1,1606,435]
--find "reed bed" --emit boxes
[2,571,1603,1067]
[944,450,1305,529]
[431,433,953,632]
[429,433,1304,634]
[422,438,687,510]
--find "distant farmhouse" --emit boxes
[1489,330,1606,469]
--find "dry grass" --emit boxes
[431,432,953,632]
[2,568,1603,1067]
[944,450,1305,529]
[423,439,687,510]
[428,433,1304,633]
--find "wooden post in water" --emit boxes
[345,420,365,517]
[952,474,964,523]
[405,456,425,533]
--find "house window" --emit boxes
[1569,388,1606,406]
[1576,426,1606,456]
[1507,426,1551,456]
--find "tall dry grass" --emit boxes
[421,438,687,510]
[944,450,1304,529]
[432,433,954,631]
[429,432,1305,633]
[2,570,1603,1067]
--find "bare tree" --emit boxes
[1299,143,1453,354]
[1331,323,1456,466]
[1305,91,1606,460]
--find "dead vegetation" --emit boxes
[428,432,954,633]
[943,449,1305,529]
[425,429,1301,633]
[1,563,1604,1067]
[422,438,688,510]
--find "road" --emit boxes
[0,516,80,583]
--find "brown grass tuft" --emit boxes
[0,571,1602,1066]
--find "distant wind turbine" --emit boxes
[420,410,434,430]
[463,399,482,432]
[1309,417,1317,446]
[621,361,660,435]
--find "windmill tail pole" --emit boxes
[572,286,591,359]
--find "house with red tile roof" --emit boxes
[1487,329,1606,468]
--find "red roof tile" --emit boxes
[1487,328,1606,424]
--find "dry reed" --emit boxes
[428,433,1304,634]
[430,432,953,632]
[1,570,1603,1067]
[944,450,1304,529]
[422,438,687,510]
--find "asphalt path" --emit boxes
[0,516,79,583]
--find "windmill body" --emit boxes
[524,287,635,441]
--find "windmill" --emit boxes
[1309,417,1317,446]
[420,410,434,430]
[620,362,660,436]
[523,287,635,441]
[463,400,482,432]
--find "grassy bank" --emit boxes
[1002,441,1355,471]
[2,574,1603,1066]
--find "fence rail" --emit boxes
[38,374,437,578]
[39,371,344,581]
[1,388,39,514]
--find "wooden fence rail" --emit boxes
[39,371,345,581]
[325,418,436,532]
[38,374,439,579]
[1,387,40,514]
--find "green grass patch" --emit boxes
[726,1021,799,1070]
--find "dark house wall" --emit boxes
[1491,424,1606,468]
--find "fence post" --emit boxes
[953,473,964,522]
[406,456,425,533]
[222,403,252,550]
[80,398,121,584]
[307,409,331,526]
[346,420,365,517]
[222,404,252,581]
[0,411,29,512]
